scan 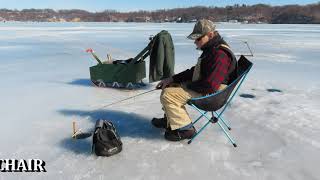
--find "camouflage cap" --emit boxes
[187,19,216,40]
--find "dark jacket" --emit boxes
[149,30,175,83]
[172,34,237,94]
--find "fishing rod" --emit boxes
[72,88,159,139]
[234,41,254,57]
[97,88,158,110]
[244,41,254,57]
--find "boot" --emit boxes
[164,126,196,141]
[151,116,167,129]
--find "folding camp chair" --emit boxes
[187,55,253,147]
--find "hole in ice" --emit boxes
[239,93,256,99]
[267,88,282,93]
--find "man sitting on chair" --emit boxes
[153,19,237,141]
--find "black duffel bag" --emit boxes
[92,120,122,156]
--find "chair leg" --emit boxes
[188,119,237,147]
[188,104,237,147]
[217,121,237,147]
[219,116,232,130]
[212,111,232,130]
[188,120,211,144]
[191,111,208,126]
[188,107,213,144]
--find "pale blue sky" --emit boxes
[0,0,319,12]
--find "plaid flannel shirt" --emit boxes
[173,49,231,94]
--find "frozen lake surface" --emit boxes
[0,22,319,180]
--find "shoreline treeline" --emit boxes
[0,3,320,23]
